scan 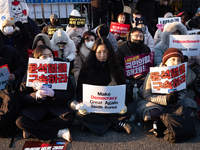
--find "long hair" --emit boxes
[32,45,55,59]
[80,37,125,84]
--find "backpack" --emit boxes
[160,105,196,143]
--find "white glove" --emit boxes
[78,106,90,115]
[36,90,46,99]
[41,86,55,97]
[119,106,127,114]
[70,101,82,110]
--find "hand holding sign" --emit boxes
[41,86,55,97]
[36,90,46,99]
[119,106,127,114]
[78,108,90,115]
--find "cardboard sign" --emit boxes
[0,0,28,29]
[110,22,130,38]
[158,17,181,25]
[27,49,58,58]
[82,84,126,113]
[69,16,86,28]
[48,26,64,39]
[26,58,70,90]
[124,52,154,77]
[150,62,187,94]
[169,35,200,56]
[22,141,67,150]
[188,29,200,35]
[0,65,10,90]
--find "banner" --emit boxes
[158,17,181,25]
[48,26,64,39]
[69,16,85,28]
[188,29,200,35]
[169,35,200,56]
[26,58,70,90]
[150,62,187,94]
[83,84,126,113]
[0,0,28,29]
[110,22,130,38]
[124,52,154,77]
[0,65,10,90]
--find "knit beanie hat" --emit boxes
[2,19,14,29]
[50,14,58,20]
[164,12,173,18]
[162,48,184,64]
[135,17,146,26]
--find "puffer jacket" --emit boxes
[153,22,188,66]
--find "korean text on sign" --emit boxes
[150,62,187,94]
[124,52,154,77]
[109,22,130,38]
[26,58,70,90]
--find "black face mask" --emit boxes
[51,20,58,26]
[128,39,144,50]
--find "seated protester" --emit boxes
[135,48,199,135]
[1,19,30,62]
[116,27,151,87]
[153,22,188,66]
[154,12,173,45]
[0,33,26,81]
[66,9,88,45]
[75,37,132,136]
[135,17,154,51]
[74,31,97,83]
[50,29,76,70]
[32,33,51,49]
[16,45,75,142]
[176,11,188,26]
[92,24,118,51]
[186,15,200,30]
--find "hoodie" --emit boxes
[32,33,51,49]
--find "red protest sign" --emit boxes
[110,22,130,38]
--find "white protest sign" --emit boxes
[0,66,10,90]
[26,58,70,90]
[158,17,181,25]
[188,29,200,35]
[150,62,187,94]
[169,35,200,56]
[83,84,126,113]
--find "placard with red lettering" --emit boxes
[83,84,126,113]
[109,22,130,38]
[150,62,187,94]
[26,58,70,90]
[169,35,200,56]
[124,52,154,77]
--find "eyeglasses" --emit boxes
[130,34,143,38]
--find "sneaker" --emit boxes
[23,130,31,138]
[113,122,132,134]
[57,128,72,142]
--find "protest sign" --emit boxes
[0,65,10,90]
[158,17,181,25]
[22,141,67,150]
[69,16,86,28]
[124,52,154,77]
[110,22,130,38]
[26,58,70,90]
[0,0,28,29]
[82,84,126,113]
[169,35,200,56]
[150,62,187,94]
[188,29,200,35]
[48,26,64,39]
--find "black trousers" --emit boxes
[16,113,75,140]
[92,11,107,29]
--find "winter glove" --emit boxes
[14,21,24,29]
[119,106,127,114]
[41,86,55,97]
[36,90,46,99]
[70,101,82,110]
[166,91,180,104]
[78,107,90,115]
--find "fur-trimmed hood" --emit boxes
[32,33,51,49]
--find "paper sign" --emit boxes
[150,62,187,94]
[188,29,200,35]
[69,16,86,28]
[0,65,10,90]
[110,22,130,38]
[26,58,70,90]
[83,84,126,113]
[27,49,58,58]
[156,24,164,30]
[169,35,200,56]
[158,17,181,25]
[124,52,154,77]
[48,26,64,39]
[22,141,67,150]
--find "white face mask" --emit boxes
[85,41,95,49]
[39,57,54,61]
[4,26,14,35]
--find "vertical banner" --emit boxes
[124,52,154,77]
[83,84,126,113]
[110,22,130,38]
[150,62,187,94]
[0,65,10,90]
[26,58,70,90]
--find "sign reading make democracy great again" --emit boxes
[169,35,200,56]
[158,17,181,25]
[83,84,125,113]
[150,62,187,94]
[26,58,70,90]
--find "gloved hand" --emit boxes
[119,106,127,114]
[70,101,82,110]
[36,90,46,99]
[14,21,24,29]
[41,86,55,97]
[78,108,90,115]
[166,91,180,104]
